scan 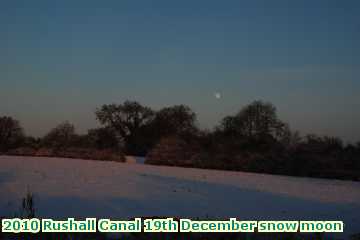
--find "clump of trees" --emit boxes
[194,101,359,180]
[95,101,198,155]
[42,121,77,150]
[1,119,125,162]
[1,99,359,180]
[220,100,286,140]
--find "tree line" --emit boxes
[1,100,359,180]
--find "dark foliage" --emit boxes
[0,116,25,152]
[3,99,360,180]
[146,100,360,181]
[152,105,198,138]
[41,121,77,150]
[96,101,155,155]
[219,100,286,140]
[95,102,200,156]
[86,127,120,150]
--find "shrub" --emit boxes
[146,136,199,167]
[7,147,37,156]
[56,148,125,162]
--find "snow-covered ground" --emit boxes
[0,155,359,238]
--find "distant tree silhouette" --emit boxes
[42,121,76,150]
[152,105,198,138]
[96,101,154,154]
[0,116,24,152]
[220,100,286,140]
[278,124,302,151]
[300,134,343,154]
[3,100,358,180]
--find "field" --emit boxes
[0,155,359,238]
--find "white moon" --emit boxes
[214,92,221,99]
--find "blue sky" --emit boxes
[0,0,359,142]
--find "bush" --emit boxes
[7,147,37,156]
[146,136,199,167]
[5,147,125,162]
[56,148,125,162]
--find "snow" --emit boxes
[0,155,359,238]
[125,156,146,164]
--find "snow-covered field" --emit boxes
[0,155,359,238]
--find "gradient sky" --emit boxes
[1,0,359,142]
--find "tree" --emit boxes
[95,101,154,154]
[0,116,24,151]
[153,105,197,138]
[42,121,76,150]
[220,100,286,140]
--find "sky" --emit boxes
[0,0,359,142]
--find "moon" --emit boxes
[214,92,221,99]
